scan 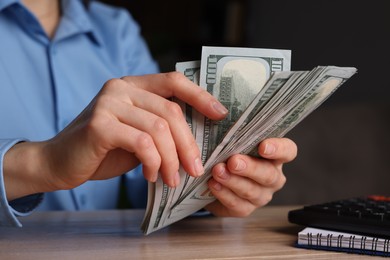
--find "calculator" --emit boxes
[288,195,390,239]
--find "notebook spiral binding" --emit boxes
[305,232,390,256]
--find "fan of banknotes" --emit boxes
[141,46,357,235]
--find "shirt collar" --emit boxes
[59,0,102,46]
[0,0,17,11]
[0,0,102,46]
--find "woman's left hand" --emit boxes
[205,137,297,217]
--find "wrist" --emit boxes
[3,141,49,201]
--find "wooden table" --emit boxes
[0,206,382,259]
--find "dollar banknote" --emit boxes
[141,47,291,234]
[141,46,357,235]
[196,46,291,165]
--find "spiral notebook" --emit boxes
[297,227,390,257]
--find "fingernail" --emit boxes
[212,101,228,115]
[234,158,246,171]
[194,157,204,176]
[217,165,230,180]
[264,143,276,155]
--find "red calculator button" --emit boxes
[368,195,390,202]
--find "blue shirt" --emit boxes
[0,0,159,227]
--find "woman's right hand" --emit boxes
[3,72,228,201]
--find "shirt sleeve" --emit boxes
[88,3,160,76]
[0,139,44,227]
[122,14,160,75]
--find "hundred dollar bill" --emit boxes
[196,46,291,166]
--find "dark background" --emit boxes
[102,0,390,205]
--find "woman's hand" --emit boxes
[205,138,297,217]
[4,72,228,200]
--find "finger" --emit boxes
[207,177,256,217]
[121,85,204,178]
[122,72,228,120]
[211,163,278,206]
[225,154,286,189]
[103,120,162,184]
[258,137,297,163]
[98,79,200,185]
[116,104,181,186]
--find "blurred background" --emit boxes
[102,0,390,205]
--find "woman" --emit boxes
[0,0,297,227]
